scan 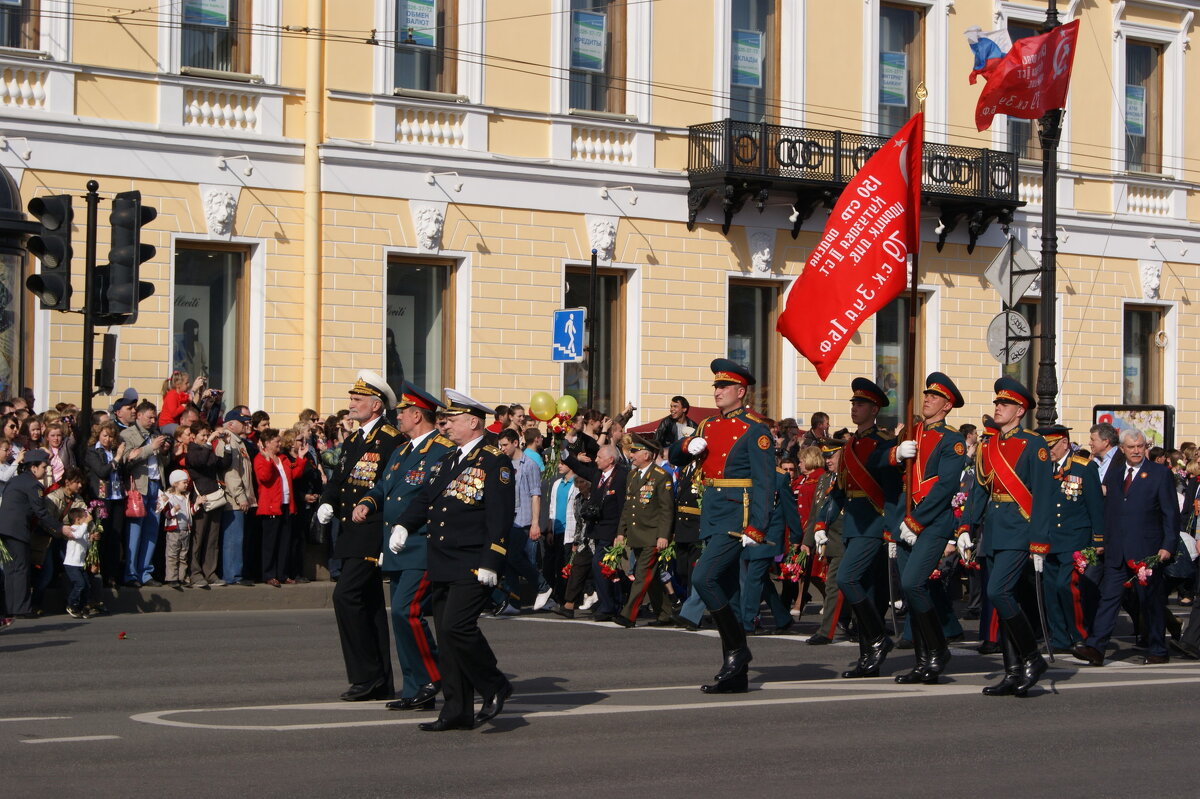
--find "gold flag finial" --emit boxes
[915,82,928,110]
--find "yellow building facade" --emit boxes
[1,0,1198,443]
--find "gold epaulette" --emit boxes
[877,429,896,441]
[743,409,768,424]
[433,434,454,447]
[380,424,399,437]
[776,467,786,475]
[482,444,501,455]
[651,465,666,476]
[1070,455,1090,467]
[939,422,959,433]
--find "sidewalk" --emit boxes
[38,580,339,615]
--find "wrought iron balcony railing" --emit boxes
[687,119,1023,251]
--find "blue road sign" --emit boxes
[552,308,586,363]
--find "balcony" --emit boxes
[687,119,1023,252]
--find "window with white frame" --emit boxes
[568,0,626,114]
[728,0,778,123]
[1005,21,1042,161]
[877,2,924,137]
[394,0,458,94]
[1123,305,1163,404]
[1125,39,1164,174]
[0,0,38,50]
[181,0,252,74]
[728,280,778,418]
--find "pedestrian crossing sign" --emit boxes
[552,308,586,363]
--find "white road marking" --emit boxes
[129,666,1200,732]
[22,735,120,744]
[0,716,70,723]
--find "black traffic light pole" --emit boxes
[75,180,99,467]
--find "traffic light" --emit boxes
[24,194,74,310]
[95,332,117,395]
[105,190,156,324]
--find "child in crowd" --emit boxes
[63,506,97,619]
[159,469,196,589]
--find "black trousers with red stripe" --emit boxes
[387,568,441,698]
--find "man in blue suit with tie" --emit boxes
[1074,428,1178,666]
[355,382,455,710]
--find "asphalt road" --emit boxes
[3,608,1197,797]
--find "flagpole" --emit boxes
[903,84,927,517]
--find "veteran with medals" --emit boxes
[390,389,516,731]
[353,382,455,711]
[814,378,902,679]
[968,377,1056,697]
[317,370,402,701]
[1035,424,1103,654]
[669,359,775,694]
[889,372,967,684]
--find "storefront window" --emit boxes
[728,281,777,417]
[564,268,623,415]
[173,247,244,397]
[386,260,452,401]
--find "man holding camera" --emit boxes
[119,401,170,587]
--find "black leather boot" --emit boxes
[918,608,952,684]
[701,606,751,693]
[982,632,1021,696]
[895,609,941,684]
[1004,613,1047,697]
[842,600,893,678]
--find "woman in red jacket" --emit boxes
[254,428,308,587]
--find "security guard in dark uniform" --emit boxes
[889,372,967,684]
[814,378,901,678]
[669,359,774,694]
[392,389,515,731]
[354,382,454,711]
[317,370,402,701]
[1036,424,1103,653]
[613,433,675,627]
[968,377,1055,697]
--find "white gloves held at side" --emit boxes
[814,530,828,547]
[316,503,334,524]
[741,534,759,548]
[899,523,917,546]
[476,568,498,587]
[687,438,708,456]
[956,532,973,559]
[388,525,409,554]
[895,440,918,461]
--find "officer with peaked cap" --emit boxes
[611,433,676,628]
[814,377,902,678]
[353,382,455,711]
[888,372,967,684]
[669,358,775,694]
[318,370,402,702]
[391,388,516,731]
[0,449,72,618]
[1035,424,1103,653]
[968,376,1055,697]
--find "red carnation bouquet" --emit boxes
[780,545,809,583]
[1073,547,1099,575]
[1124,554,1163,588]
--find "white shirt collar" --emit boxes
[456,434,485,461]
[408,429,434,450]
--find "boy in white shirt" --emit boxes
[63,506,97,619]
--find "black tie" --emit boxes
[1124,466,1135,494]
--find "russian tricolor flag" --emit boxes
[965,26,1012,84]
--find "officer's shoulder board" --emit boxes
[482,444,501,456]
[432,433,454,448]
[1070,454,1089,467]
[651,465,666,477]
[876,429,896,441]
[742,408,768,425]
[379,424,400,438]
[939,422,959,434]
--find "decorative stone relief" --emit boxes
[586,215,617,262]
[410,201,447,252]
[1139,260,1162,300]
[201,187,238,237]
[745,228,775,275]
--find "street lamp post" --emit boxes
[1034,0,1062,427]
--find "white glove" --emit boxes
[899,523,917,546]
[895,440,917,461]
[1032,553,1044,573]
[741,534,759,548]
[316,503,334,524]
[956,532,973,559]
[814,530,828,547]
[476,567,498,587]
[687,438,708,456]
[388,525,409,554]
[887,542,898,559]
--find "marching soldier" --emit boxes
[317,371,402,701]
[802,439,848,645]
[1036,424,1103,653]
[814,378,901,678]
[889,372,967,684]
[390,389,515,731]
[669,359,775,694]
[612,434,676,628]
[969,377,1055,697]
[353,382,455,711]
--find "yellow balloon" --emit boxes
[530,392,556,421]
[555,394,578,417]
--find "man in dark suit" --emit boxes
[317,370,402,701]
[391,389,515,731]
[562,439,629,622]
[1075,428,1178,666]
[0,450,71,619]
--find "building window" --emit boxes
[564,267,624,415]
[174,246,247,398]
[728,281,778,417]
[729,0,778,123]
[874,294,925,429]
[1005,22,1042,161]
[1123,306,1163,404]
[0,0,38,49]
[568,0,626,114]
[395,0,458,93]
[0,253,26,400]
[386,259,454,402]
[1125,40,1163,174]
[182,0,252,73]
[878,2,924,136]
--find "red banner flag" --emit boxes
[776,112,923,381]
[974,20,1079,131]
